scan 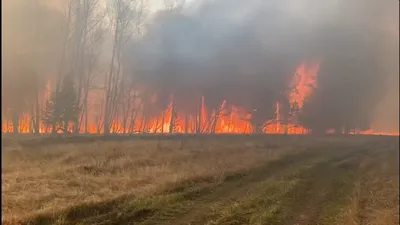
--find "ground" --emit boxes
[2,135,399,225]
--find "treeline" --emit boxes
[2,0,397,135]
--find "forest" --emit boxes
[2,0,399,135]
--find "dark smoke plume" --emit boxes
[123,0,398,132]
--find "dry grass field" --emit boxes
[2,135,399,225]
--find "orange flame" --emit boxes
[289,62,319,108]
[2,62,396,136]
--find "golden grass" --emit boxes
[334,143,399,225]
[3,136,396,225]
[1,138,300,222]
[358,149,399,225]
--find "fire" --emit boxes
[359,129,399,136]
[289,62,319,108]
[2,62,396,136]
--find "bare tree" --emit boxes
[164,0,185,12]
[65,0,105,133]
[104,0,145,134]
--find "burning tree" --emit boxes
[2,0,396,136]
[42,76,80,134]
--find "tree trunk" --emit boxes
[169,100,175,134]
[34,86,41,134]
[63,120,68,134]
[128,97,140,133]
[74,0,85,135]
[252,123,264,134]
[184,114,189,134]
[196,97,202,134]
[83,88,89,133]
[139,99,148,133]
[104,23,119,135]
[12,112,20,134]
[161,111,165,134]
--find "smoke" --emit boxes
[124,0,399,131]
[2,0,397,133]
[2,0,65,114]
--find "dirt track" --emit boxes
[151,142,398,225]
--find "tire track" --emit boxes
[356,146,399,225]
[141,144,372,225]
[139,149,328,225]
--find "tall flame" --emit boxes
[289,62,319,108]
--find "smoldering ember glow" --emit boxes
[2,0,399,136]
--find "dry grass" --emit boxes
[1,138,300,222]
[333,141,399,225]
[2,136,397,225]
[357,148,399,225]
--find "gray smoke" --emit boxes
[124,0,399,132]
